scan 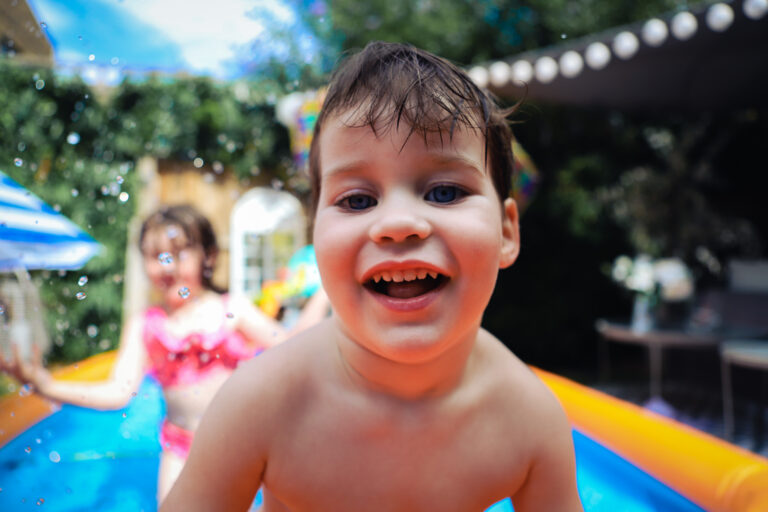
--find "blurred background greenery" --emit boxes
[2,0,765,381]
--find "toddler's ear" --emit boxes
[499,198,520,269]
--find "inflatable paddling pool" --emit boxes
[1,353,767,511]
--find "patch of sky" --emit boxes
[27,0,331,82]
[28,0,193,78]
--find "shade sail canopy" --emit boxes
[0,171,101,271]
[472,0,768,112]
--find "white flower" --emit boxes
[654,258,693,301]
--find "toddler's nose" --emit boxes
[368,201,431,244]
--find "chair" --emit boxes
[719,260,768,444]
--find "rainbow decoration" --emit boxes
[511,138,539,213]
[276,89,326,172]
[255,245,321,317]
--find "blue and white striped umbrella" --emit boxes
[0,170,101,271]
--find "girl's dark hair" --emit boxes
[139,204,223,292]
[308,41,518,217]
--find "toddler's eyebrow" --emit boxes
[422,154,485,176]
[324,154,484,181]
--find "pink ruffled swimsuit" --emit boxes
[143,303,262,457]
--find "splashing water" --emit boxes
[78,275,88,286]
[158,252,173,265]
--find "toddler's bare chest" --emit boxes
[262,401,528,511]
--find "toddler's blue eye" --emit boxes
[341,194,376,210]
[426,185,462,203]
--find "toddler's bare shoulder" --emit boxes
[229,320,332,399]
[477,330,567,416]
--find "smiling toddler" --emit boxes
[161,42,582,512]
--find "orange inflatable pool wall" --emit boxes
[0,351,116,447]
[2,356,768,511]
[533,368,768,512]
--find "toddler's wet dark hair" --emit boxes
[308,41,518,216]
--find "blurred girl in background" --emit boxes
[1,204,329,500]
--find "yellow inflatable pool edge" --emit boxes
[0,351,117,448]
[533,368,768,512]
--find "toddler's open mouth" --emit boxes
[365,268,448,299]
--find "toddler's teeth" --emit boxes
[428,271,437,279]
[417,269,427,279]
[382,271,391,282]
[392,271,404,282]
[373,274,381,283]
[404,269,416,281]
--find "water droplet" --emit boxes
[116,175,124,184]
[118,191,129,203]
[40,22,47,29]
[49,451,61,463]
[66,132,80,145]
[0,305,5,315]
[25,446,31,454]
[86,325,98,338]
[36,498,45,505]
[75,292,86,301]
[88,54,95,61]
[561,33,568,39]
[14,158,23,167]
[166,226,179,239]
[131,392,137,397]
[35,79,45,90]
[193,157,204,168]
[110,57,119,66]
[78,35,83,41]
[70,188,79,197]
[121,412,127,418]
[78,275,88,286]
[35,437,42,444]
[158,252,173,265]
[178,287,190,299]
[226,312,234,318]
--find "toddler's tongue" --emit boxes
[384,280,432,299]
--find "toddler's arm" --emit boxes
[0,314,146,410]
[511,399,583,512]
[160,358,268,511]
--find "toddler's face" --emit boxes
[312,114,519,363]
[141,225,207,307]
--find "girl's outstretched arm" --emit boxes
[232,288,331,349]
[0,314,147,410]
